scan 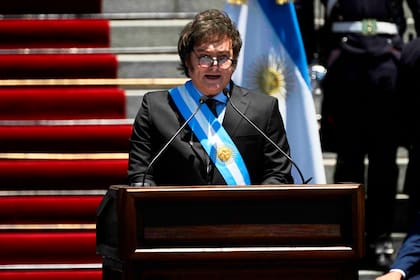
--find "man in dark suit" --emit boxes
[128,9,294,186]
[376,211,420,280]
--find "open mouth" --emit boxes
[205,74,221,80]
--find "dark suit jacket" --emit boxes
[391,211,420,278]
[128,83,294,186]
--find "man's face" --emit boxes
[186,37,234,97]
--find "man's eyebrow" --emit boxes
[195,50,231,55]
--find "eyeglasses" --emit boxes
[193,51,235,69]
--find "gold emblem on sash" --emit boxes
[276,0,293,4]
[217,146,233,162]
[227,0,247,4]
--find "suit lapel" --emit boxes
[223,86,250,136]
[180,126,207,168]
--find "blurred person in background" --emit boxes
[317,0,420,270]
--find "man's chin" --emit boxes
[200,86,221,95]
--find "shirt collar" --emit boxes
[192,84,228,105]
[211,92,227,104]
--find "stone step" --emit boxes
[322,150,408,190]
[102,0,225,49]
[118,54,181,78]
[110,19,188,49]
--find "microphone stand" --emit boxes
[141,96,208,186]
[223,87,312,184]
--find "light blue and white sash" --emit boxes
[169,80,251,186]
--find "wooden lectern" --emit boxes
[96,184,365,280]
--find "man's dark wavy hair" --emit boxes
[177,9,242,77]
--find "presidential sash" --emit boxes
[169,80,251,186]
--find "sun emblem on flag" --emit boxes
[258,66,286,96]
[246,50,293,105]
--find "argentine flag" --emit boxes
[224,0,326,184]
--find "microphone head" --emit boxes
[199,96,208,104]
[223,88,230,98]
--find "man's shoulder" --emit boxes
[144,90,169,98]
[232,84,277,103]
[140,90,171,111]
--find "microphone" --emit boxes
[223,87,312,184]
[140,95,208,186]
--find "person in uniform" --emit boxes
[318,0,420,270]
[376,15,420,277]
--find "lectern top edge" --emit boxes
[110,184,363,193]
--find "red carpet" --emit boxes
[0,54,118,79]
[0,19,110,49]
[0,159,128,189]
[0,87,125,120]
[0,0,102,14]
[0,124,132,152]
[0,270,102,280]
[0,1,121,278]
[0,231,99,264]
[0,195,102,224]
